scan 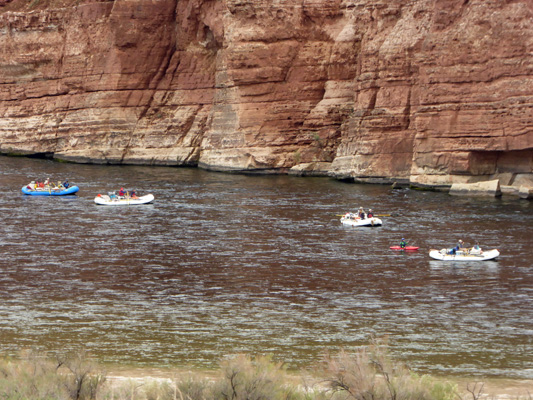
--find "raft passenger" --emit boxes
[471,242,482,255]
[450,240,464,255]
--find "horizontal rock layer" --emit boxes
[0,0,532,188]
[449,179,501,197]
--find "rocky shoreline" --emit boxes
[4,151,533,200]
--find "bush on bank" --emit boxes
[0,349,104,400]
[0,344,515,400]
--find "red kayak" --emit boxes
[390,246,419,251]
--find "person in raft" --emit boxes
[118,188,125,197]
[367,209,374,218]
[358,207,366,219]
[63,179,70,188]
[400,238,408,249]
[130,189,138,199]
[450,239,464,255]
[471,241,483,254]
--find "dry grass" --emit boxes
[0,346,531,400]
[319,343,457,400]
[0,349,104,400]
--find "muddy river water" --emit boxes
[0,156,532,379]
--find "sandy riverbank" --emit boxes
[105,367,532,399]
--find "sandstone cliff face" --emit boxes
[0,0,531,188]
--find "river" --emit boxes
[0,156,532,379]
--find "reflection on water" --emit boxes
[0,156,532,378]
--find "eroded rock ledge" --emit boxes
[0,0,532,193]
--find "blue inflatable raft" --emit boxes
[21,185,79,196]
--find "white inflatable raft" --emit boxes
[429,248,500,261]
[340,213,382,227]
[94,193,154,206]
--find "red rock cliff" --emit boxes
[0,0,531,188]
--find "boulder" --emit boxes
[519,186,533,200]
[500,186,520,196]
[514,174,533,188]
[449,179,502,197]
[289,162,332,177]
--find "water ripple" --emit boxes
[0,156,532,378]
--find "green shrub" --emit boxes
[212,354,299,400]
[58,350,106,400]
[0,350,106,400]
[177,376,213,400]
[293,150,302,164]
[0,351,69,399]
[321,343,457,400]
[1,348,527,400]
[140,376,213,400]
[311,132,323,148]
